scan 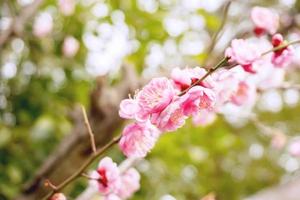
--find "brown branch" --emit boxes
[42,135,121,200]
[0,0,44,47]
[16,65,139,200]
[81,105,97,154]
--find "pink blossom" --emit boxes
[211,68,242,107]
[136,77,175,117]
[33,13,53,38]
[51,193,67,200]
[272,47,294,67]
[225,39,260,72]
[151,98,187,132]
[180,86,216,116]
[192,110,216,126]
[93,157,121,194]
[288,139,300,157]
[251,7,279,36]
[230,81,257,106]
[58,0,75,16]
[171,67,215,91]
[119,99,140,119]
[119,122,160,158]
[117,168,140,199]
[270,34,294,67]
[63,36,79,58]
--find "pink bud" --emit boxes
[272,34,283,47]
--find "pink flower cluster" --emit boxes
[118,64,265,158]
[117,6,296,159]
[90,157,140,200]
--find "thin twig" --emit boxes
[42,135,122,200]
[178,39,300,97]
[179,57,229,96]
[44,179,57,191]
[81,105,97,154]
[202,1,232,65]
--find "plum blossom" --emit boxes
[251,6,279,36]
[230,81,257,106]
[171,67,214,91]
[180,86,216,116]
[92,157,121,195]
[151,98,187,132]
[62,36,79,58]
[33,12,53,38]
[117,168,141,199]
[51,193,67,200]
[119,99,140,120]
[119,122,160,158]
[211,68,242,107]
[271,34,294,67]
[288,139,300,157]
[136,77,175,119]
[225,39,260,73]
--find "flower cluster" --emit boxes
[118,6,297,159]
[90,157,140,200]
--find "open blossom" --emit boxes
[171,67,215,91]
[117,168,141,199]
[119,122,160,158]
[180,86,216,116]
[92,157,121,194]
[63,36,79,58]
[230,81,257,106]
[251,6,279,36]
[151,98,187,132]
[225,39,260,73]
[58,0,75,16]
[33,12,53,38]
[119,99,140,119]
[288,139,300,157]
[271,34,294,67]
[136,77,175,119]
[51,193,66,200]
[211,68,241,107]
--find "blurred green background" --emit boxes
[1,0,300,199]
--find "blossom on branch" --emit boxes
[119,122,160,158]
[251,6,279,36]
[225,39,260,73]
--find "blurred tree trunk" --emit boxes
[15,66,139,200]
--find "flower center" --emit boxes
[97,168,108,187]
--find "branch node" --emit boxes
[81,105,97,154]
